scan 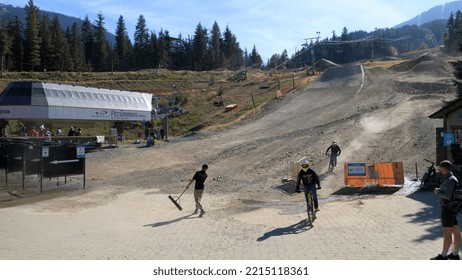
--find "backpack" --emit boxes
[447,179,462,213]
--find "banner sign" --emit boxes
[347,163,367,176]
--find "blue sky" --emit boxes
[1,0,452,59]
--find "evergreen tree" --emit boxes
[180,34,193,70]
[331,30,337,41]
[24,0,41,71]
[8,17,24,71]
[150,31,160,68]
[93,13,109,71]
[209,21,224,69]
[243,47,249,67]
[68,22,85,71]
[222,26,244,69]
[0,25,12,72]
[158,29,171,69]
[278,49,288,68]
[192,23,208,71]
[340,27,349,41]
[222,25,234,59]
[115,15,131,69]
[133,15,150,69]
[81,16,94,70]
[268,53,280,69]
[49,16,71,71]
[249,45,263,68]
[39,14,52,71]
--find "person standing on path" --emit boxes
[295,160,321,211]
[431,160,461,260]
[186,164,208,217]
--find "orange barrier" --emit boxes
[344,162,404,187]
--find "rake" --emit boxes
[168,187,188,211]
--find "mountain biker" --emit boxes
[326,141,342,169]
[295,160,321,211]
[431,160,461,260]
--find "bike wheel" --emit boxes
[310,193,316,222]
[306,193,315,225]
[329,158,335,172]
[420,174,428,190]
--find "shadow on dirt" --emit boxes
[331,186,401,196]
[143,214,197,228]
[256,219,312,242]
[405,191,441,242]
[272,182,297,196]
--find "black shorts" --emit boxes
[441,206,459,228]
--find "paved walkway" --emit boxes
[0,186,443,260]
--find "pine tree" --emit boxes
[134,15,150,69]
[268,53,280,69]
[193,23,208,71]
[209,21,224,69]
[81,16,94,70]
[68,22,85,71]
[49,16,71,71]
[115,15,131,69]
[93,13,109,71]
[222,26,244,69]
[341,27,349,41]
[244,47,249,67]
[24,0,41,71]
[39,15,52,71]
[222,26,234,59]
[0,25,12,73]
[8,17,24,71]
[158,29,170,69]
[278,49,288,68]
[331,30,337,41]
[150,31,159,69]
[249,45,263,68]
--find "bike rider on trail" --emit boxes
[295,160,321,211]
[326,141,342,169]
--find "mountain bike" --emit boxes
[327,153,338,172]
[305,189,316,226]
[420,159,437,191]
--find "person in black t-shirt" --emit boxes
[295,160,321,211]
[186,164,209,217]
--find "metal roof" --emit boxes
[0,81,154,122]
[429,98,462,119]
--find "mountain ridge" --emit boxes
[396,0,462,27]
[0,3,115,43]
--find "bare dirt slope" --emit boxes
[74,49,454,210]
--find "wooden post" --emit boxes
[292,74,295,89]
[277,78,281,90]
[251,93,256,109]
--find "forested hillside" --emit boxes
[0,0,262,72]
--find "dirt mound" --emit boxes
[315,59,341,72]
[310,65,364,89]
[390,52,452,77]
[410,60,451,77]
[390,53,433,72]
